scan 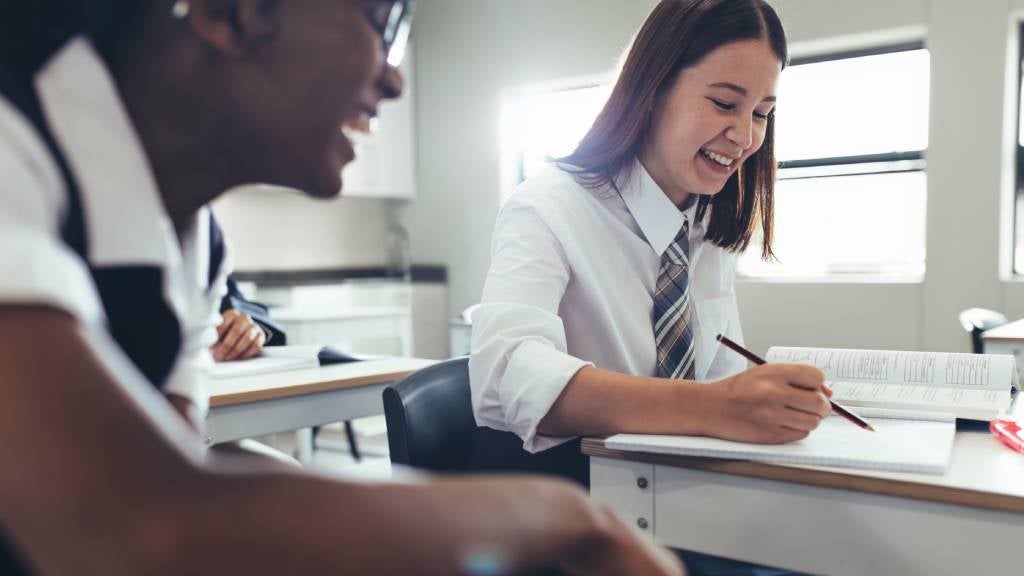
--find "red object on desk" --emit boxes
[990,416,1024,453]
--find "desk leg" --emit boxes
[296,428,315,466]
[344,420,362,461]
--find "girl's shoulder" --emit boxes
[507,162,606,211]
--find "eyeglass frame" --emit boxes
[361,0,415,67]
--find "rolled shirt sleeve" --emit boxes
[469,196,592,453]
[163,359,210,417]
[0,225,103,324]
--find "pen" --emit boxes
[716,334,875,432]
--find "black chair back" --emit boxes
[384,357,478,472]
[384,357,588,485]
[383,359,591,575]
[958,308,1008,354]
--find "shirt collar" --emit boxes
[616,159,698,257]
[35,37,176,268]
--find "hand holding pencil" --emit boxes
[695,335,860,444]
[716,334,875,432]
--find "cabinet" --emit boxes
[274,305,413,356]
[342,47,416,199]
[255,281,413,356]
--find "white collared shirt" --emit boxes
[0,38,226,414]
[470,162,746,452]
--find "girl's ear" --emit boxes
[182,0,278,57]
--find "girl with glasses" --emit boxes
[0,1,680,574]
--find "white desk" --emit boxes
[585,402,1024,576]
[205,357,434,447]
[983,318,1024,370]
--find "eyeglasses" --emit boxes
[361,0,415,67]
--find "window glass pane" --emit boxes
[775,49,930,161]
[738,171,926,278]
[1016,27,1024,274]
[510,84,611,181]
[1018,69,1024,147]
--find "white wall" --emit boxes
[213,186,390,270]
[406,0,1024,356]
[212,49,418,272]
[402,0,658,317]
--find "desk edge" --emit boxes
[581,438,1024,514]
[209,369,418,408]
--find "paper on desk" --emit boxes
[607,413,956,474]
[210,347,319,379]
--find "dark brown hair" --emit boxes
[559,0,787,259]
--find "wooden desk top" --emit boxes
[208,357,435,408]
[584,403,1024,514]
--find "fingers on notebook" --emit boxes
[779,408,826,433]
[231,326,263,359]
[758,422,811,444]
[783,387,832,419]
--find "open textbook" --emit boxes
[209,345,369,379]
[766,347,1021,421]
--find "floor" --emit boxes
[255,416,395,478]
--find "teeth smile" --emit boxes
[701,149,734,167]
[341,115,376,138]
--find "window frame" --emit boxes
[738,41,930,281]
[1013,23,1024,275]
[776,41,927,180]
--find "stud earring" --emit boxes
[171,1,190,19]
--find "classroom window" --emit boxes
[738,44,930,279]
[504,46,929,280]
[1014,24,1024,274]
[501,82,611,198]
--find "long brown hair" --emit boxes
[559,0,787,259]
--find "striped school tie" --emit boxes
[653,215,696,380]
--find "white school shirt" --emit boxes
[0,38,228,415]
[470,162,746,452]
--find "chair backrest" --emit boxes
[384,356,589,485]
[383,357,478,472]
[958,308,1009,354]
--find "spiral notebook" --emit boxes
[605,407,957,474]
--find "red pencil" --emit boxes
[716,334,875,432]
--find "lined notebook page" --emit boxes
[606,411,956,475]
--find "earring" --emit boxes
[171,1,190,19]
